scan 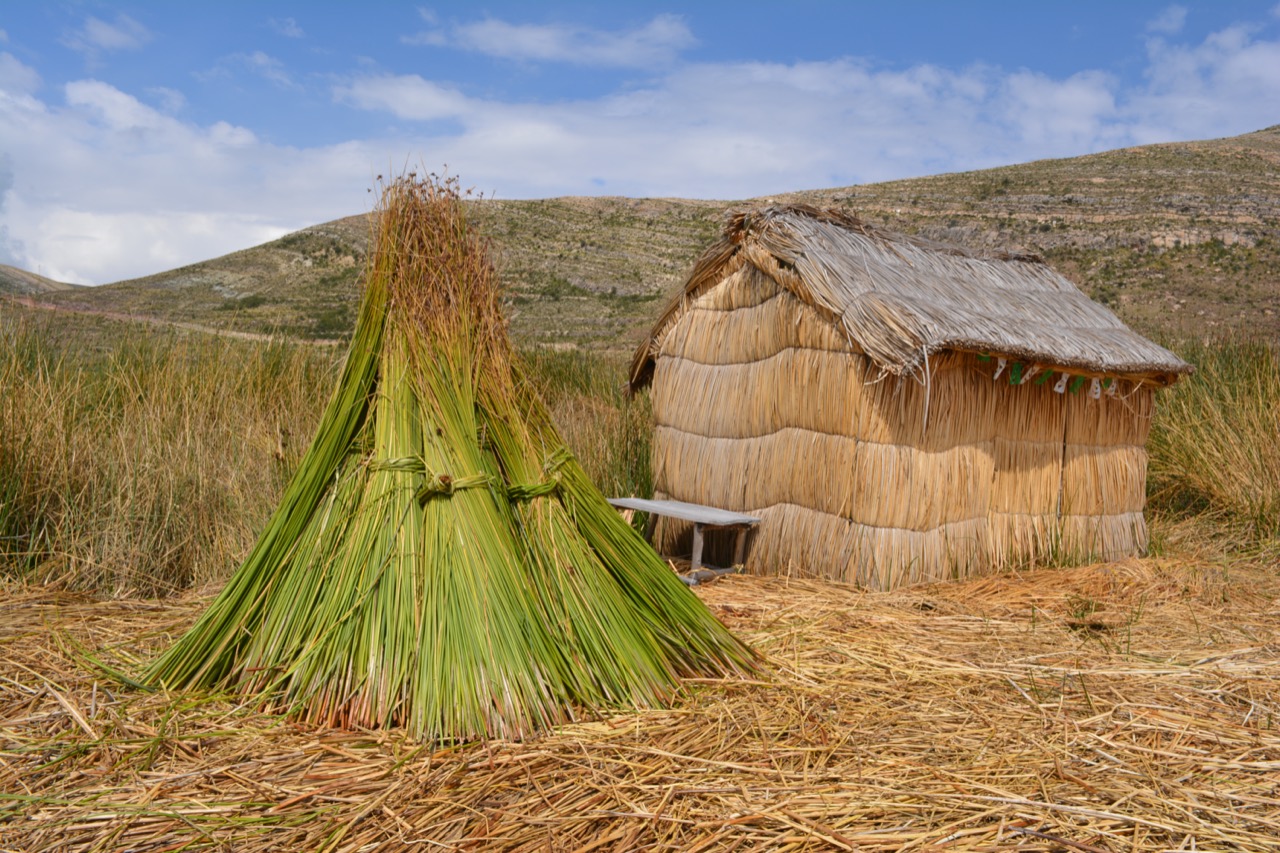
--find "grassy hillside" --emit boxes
[19,126,1280,347]
[784,125,1280,341]
[0,264,81,296]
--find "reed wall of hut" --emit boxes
[646,259,1158,590]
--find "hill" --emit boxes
[20,126,1280,347]
[0,264,82,296]
[783,125,1280,341]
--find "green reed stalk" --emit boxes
[146,175,755,741]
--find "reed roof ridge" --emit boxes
[628,203,1193,393]
[730,203,1046,264]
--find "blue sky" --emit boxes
[1,2,1278,285]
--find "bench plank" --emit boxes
[607,498,759,527]
[608,498,760,583]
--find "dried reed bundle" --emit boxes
[144,175,754,741]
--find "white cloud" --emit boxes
[424,14,697,67]
[0,152,18,270]
[237,51,297,89]
[3,11,1279,285]
[1131,24,1280,141]
[333,74,470,120]
[402,8,448,46]
[197,51,299,90]
[4,200,290,285]
[0,77,349,284]
[147,86,187,113]
[337,15,1280,196]
[63,14,151,55]
[67,79,172,131]
[328,59,1129,196]
[0,28,8,43]
[270,17,305,39]
[999,70,1119,148]
[402,30,447,47]
[0,52,41,96]
[1148,5,1189,35]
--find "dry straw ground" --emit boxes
[3,551,1278,851]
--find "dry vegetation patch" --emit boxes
[3,558,1278,851]
[20,128,1277,349]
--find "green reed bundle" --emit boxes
[145,175,754,741]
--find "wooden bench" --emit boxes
[607,498,760,585]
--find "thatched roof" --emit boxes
[629,205,1192,391]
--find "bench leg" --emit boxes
[643,512,658,543]
[690,524,705,574]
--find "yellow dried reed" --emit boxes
[646,258,1164,589]
[6,555,1276,851]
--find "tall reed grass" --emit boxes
[523,347,653,500]
[1,314,652,596]
[3,309,1273,596]
[1,318,334,595]
[1147,336,1280,545]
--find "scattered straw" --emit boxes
[3,555,1278,850]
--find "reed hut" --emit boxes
[628,205,1192,590]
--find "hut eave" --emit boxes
[628,205,1193,393]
